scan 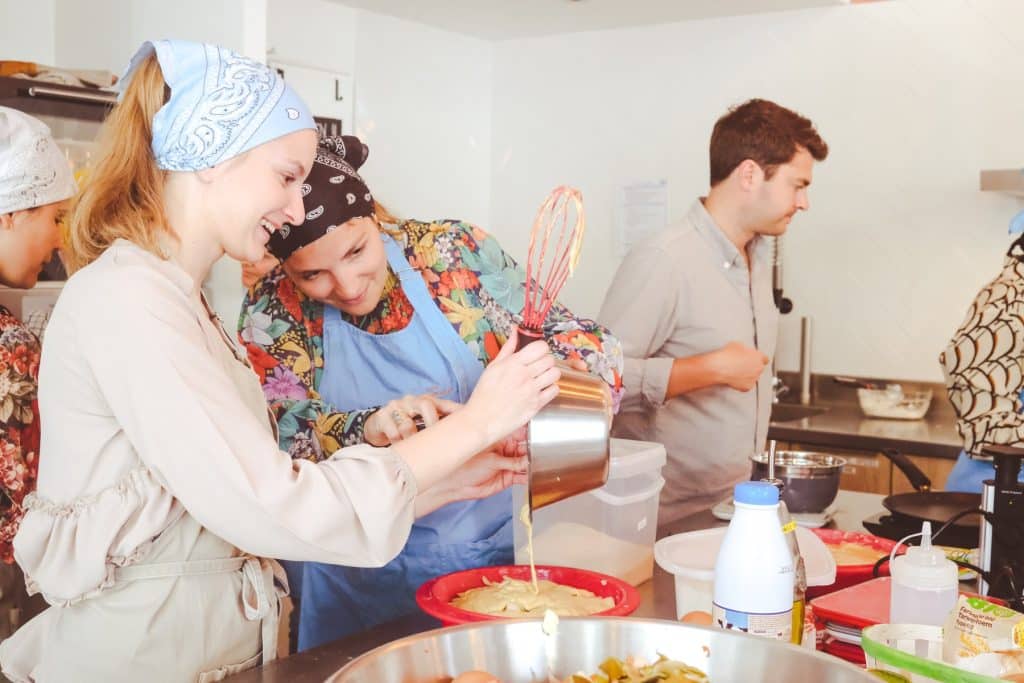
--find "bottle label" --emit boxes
[712,603,793,641]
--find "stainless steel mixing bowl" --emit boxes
[327,617,877,682]
[750,450,846,513]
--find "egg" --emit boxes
[680,610,713,626]
[451,671,502,683]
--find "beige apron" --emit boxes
[0,296,286,682]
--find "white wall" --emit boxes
[1,0,56,64]
[351,10,492,227]
[50,0,267,326]
[54,0,266,71]
[268,0,493,226]
[489,0,1024,382]
[267,0,356,72]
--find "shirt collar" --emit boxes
[109,238,197,295]
[687,198,770,271]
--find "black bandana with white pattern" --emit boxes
[267,134,374,260]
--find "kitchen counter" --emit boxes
[229,490,886,682]
[768,399,962,460]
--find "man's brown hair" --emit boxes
[709,98,828,186]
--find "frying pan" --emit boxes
[878,449,982,533]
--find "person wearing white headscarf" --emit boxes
[0,106,76,289]
[0,106,76,640]
[0,40,558,682]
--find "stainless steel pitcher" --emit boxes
[527,363,612,511]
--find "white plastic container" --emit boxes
[655,523,837,621]
[889,522,959,627]
[712,481,795,641]
[512,438,666,586]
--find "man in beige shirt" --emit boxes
[599,99,828,523]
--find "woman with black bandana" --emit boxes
[239,134,624,650]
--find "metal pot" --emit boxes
[528,363,612,510]
[328,617,876,682]
[514,329,612,511]
[750,450,846,513]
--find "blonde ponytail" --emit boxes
[65,54,172,273]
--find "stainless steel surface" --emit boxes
[768,439,777,481]
[26,85,118,105]
[772,374,791,403]
[750,451,845,513]
[799,316,812,406]
[225,491,887,682]
[328,618,876,683]
[979,480,995,595]
[770,403,829,422]
[528,364,612,510]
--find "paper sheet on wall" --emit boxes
[616,179,668,255]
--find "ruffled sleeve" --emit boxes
[15,249,418,605]
[79,260,418,563]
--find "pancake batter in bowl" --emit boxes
[450,576,614,617]
[450,505,613,617]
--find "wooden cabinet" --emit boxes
[889,454,956,495]
[838,451,893,494]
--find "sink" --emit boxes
[771,403,829,422]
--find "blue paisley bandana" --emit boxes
[118,40,316,172]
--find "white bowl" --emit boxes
[856,388,932,420]
[654,526,836,619]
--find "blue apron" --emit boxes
[944,389,1024,492]
[287,234,513,651]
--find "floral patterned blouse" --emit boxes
[239,219,624,461]
[0,305,41,564]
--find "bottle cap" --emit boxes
[734,481,780,506]
[891,521,959,589]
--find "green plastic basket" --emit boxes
[861,625,1001,683]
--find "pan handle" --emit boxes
[879,448,932,492]
[833,375,879,390]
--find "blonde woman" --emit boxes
[0,40,558,681]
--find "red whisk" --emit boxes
[517,186,586,349]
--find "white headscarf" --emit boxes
[0,107,77,215]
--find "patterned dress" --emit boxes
[239,219,624,459]
[940,255,1024,456]
[0,305,40,565]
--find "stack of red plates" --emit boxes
[809,576,891,665]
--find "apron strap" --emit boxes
[115,555,282,665]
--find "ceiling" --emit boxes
[333,0,851,41]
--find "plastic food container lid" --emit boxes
[654,525,837,586]
[607,438,667,480]
[734,480,779,505]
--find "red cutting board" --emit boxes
[810,576,891,629]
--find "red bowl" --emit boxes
[807,529,904,599]
[415,565,641,626]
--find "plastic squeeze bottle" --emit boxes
[712,481,795,641]
[889,521,959,626]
